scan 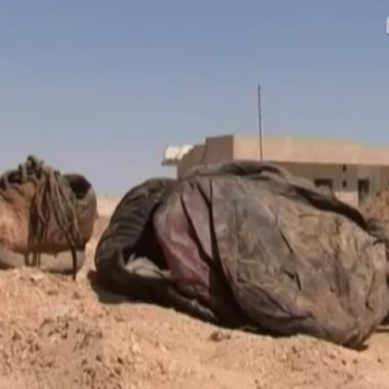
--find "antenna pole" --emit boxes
[257,84,263,161]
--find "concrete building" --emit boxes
[162,134,389,207]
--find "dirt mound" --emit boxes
[0,271,119,389]
[0,213,389,388]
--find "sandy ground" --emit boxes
[97,196,121,217]
[1,200,389,388]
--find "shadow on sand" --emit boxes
[87,270,133,305]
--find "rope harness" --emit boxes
[0,155,82,280]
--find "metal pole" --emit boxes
[257,84,263,161]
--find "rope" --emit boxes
[0,155,82,279]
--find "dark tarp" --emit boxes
[95,161,389,348]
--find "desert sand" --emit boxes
[0,198,389,389]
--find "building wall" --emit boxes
[280,162,359,206]
[170,135,389,207]
[232,135,389,166]
[377,166,389,191]
[357,166,380,200]
[177,135,233,177]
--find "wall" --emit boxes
[378,166,389,191]
[280,162,359,206]
[171,134,389,207]
[176,144,206,177]
[177,135,234,177]
[357,165,381,202]
[232,134,389,166]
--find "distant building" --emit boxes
[162,134,389,207]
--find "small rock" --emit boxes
[115,315,125,323]
[209,330,231,342]
[30,274,43,283]
[12,331,21,341]
[47,288,59,296]
[327,351,338,360]
[280,353,288,362]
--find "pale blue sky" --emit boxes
[1,1,389,194]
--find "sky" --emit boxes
[1,1,389,194]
